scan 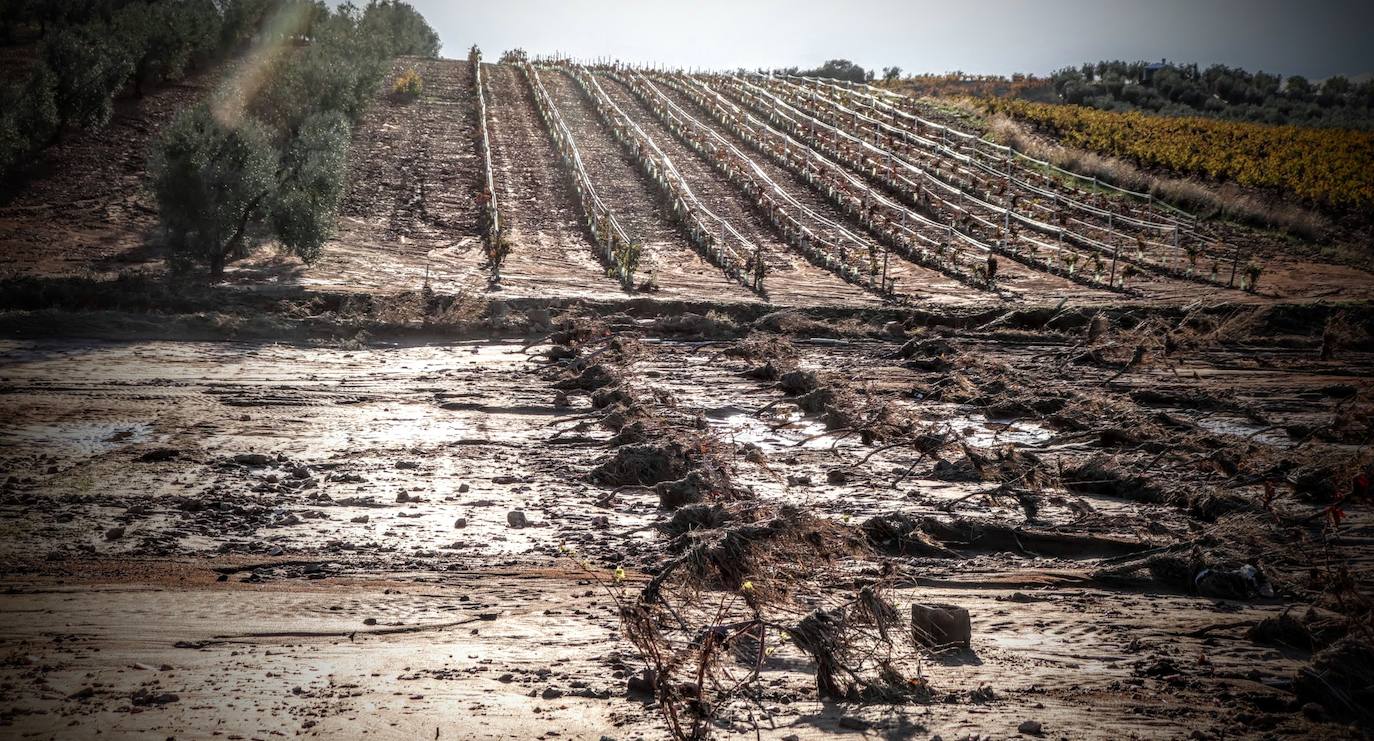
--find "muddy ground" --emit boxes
[1,55,1373,741]
[0,300,1371,739]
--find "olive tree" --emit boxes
[114,1,219,96]
[149,104,277,277]
[42,22,133,135]
[0,64,58,177]
[270,110,350,263]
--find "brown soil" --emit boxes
[1,55,1373,741]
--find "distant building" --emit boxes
[1143,61,1168,84]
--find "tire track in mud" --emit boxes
[484,64,626,299]
[595,74,881,309]
[540,70,760,303]
[649,80,981,306]
[317,56,486,294]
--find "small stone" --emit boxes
[350,515,370,524]
[541,687,564,700]
[626,668,656,698]
[137,448,179,463]
[507,510,528,528]
[590,515,609,528]
[826,469,849,485]
[396,492,410,503]
[454,518,468,529]
[363,618,378,626]
[105,526,125,541]
[1018,720,1043,735]
[497,673,514,683]
[458,483,470,493]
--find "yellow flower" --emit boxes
[742,580,754,592]
[613,567,626,583]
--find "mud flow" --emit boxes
[1,301,1371,739]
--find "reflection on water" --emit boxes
[1,421,155,458]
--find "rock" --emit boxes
[1018,719,1043,735]
[911,603,972,649]
[350,515,369,524]
[363,618,378,626]
[826,469,850,485]
[290,465,310,479]
[137,448,179,463]
[68,686,95,700]
[1088,314,1109,342]
[497,673,514,683]
[395,492,410,503]
[395,460,420,470]
[838,717,870,730]
[131,690,179,705]
[541,687,564,700]
[507,510,528,528]
[458,483,470,493]
[233,453,272,466]
[105,526,125,541]
[590,515,609,528]
[454,517,468,529]
[626,668,656,698]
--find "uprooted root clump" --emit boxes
[611,502,932,738]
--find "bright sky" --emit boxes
[404,0,1374,80]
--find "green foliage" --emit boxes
[149,104,277,276]
[0,63,58,176]
[147,0,441,277]
[800,59,869,84]
[359,0,440,57]
[1048,60,1374,129]
[114,0,222,95]
[271,110,350,263]
[43,22,133,131]
[881,66,902,83]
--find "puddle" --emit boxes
[0,421,155,458]
[1189,413,1292,447]
[708,408,846,452]
[946,412,1054,448]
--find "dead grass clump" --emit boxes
[1063,457,1169,504]
[1295,637,1374,721]
[933,444,1055,490]
[862,513,961,558]
[653,311,741,338]
[553,362,620,391]
[589,441,693,486]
